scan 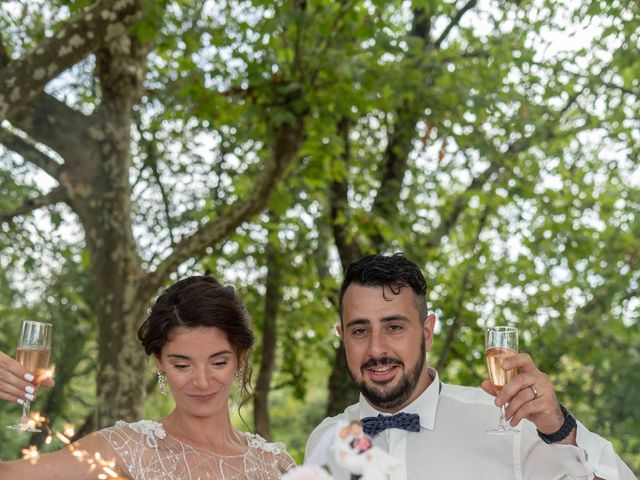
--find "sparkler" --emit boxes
[21,446,39,464]
[19,411,123,478]
[43,365,55,380]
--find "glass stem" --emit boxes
[18,400,31,427]
[498,404,509,430]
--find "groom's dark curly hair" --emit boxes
[339,253,428,323]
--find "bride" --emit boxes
[0,276,295,479]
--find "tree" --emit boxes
[1,0,638,472]
[1,0,309,431]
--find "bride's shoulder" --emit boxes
[99,420,167,448]
[120,420,167,438]
[244,432,296,471]
[244,432,287,454]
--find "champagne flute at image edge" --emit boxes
[6,320,52,432]
[485,326,518,434]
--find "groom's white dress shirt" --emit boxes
[305,370,636,480]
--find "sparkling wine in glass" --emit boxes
[485,326,518,434]
[6,320,52,432]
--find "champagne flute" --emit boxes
[485,326,518,434]
[6,320,52,432]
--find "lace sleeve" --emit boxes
[246,432,297,474]
[277,448,296,473]
[96,420,165,480]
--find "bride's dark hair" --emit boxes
[137,275,255,402]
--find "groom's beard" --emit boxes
[348,337,427,410]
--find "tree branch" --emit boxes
[135,118,176,247]
[435,206,490,372]
[315,0,359,55]
[367,2,452,246]
[425,91,581,251]
[8,93,94,160]
[331,117,363,270]
[0,34,9,67]
[0,126,62,179]
[369,105,413,247]
[447,344,485,383]
[0,185,67,224]
[146,119,306,294]
[531,61,640,99]
[410,7,432,43]
[0,0,143,121]
[433,0,477,49]
[424,155,503,250]
[315,210,339,309]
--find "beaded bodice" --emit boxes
[97,420,295,480]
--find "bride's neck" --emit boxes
[162,408,245,454]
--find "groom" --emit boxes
[305,253,635,479]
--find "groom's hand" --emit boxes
[480,352,575,445]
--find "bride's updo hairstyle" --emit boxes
[137,275,255,400]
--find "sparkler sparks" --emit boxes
[64,423,76,437]
[56,431,71,444]
[20,414,122,478]
[21,445,39,464]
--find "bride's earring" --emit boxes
[235,369,242,387]
[157,371,167,396]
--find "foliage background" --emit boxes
[0,0,638,474]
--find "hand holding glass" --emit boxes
[6,320,52,432]
[485,326,518,434]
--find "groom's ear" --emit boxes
[336,324,343,339]
[424,313,436,352]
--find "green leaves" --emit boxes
[1,0,639,471]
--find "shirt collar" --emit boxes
[358,368,441,431]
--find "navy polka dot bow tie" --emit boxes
[361,412,421,437]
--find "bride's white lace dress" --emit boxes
[97,420,295,480]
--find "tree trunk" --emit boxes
[253,212,282,440]
[70,37,149,428]
[79,131,149,427]
[324,0,481,414]
[325,118,363,416]
[326,343,359,416]
[326,97,423,415]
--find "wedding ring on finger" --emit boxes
[529,384,539,399]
